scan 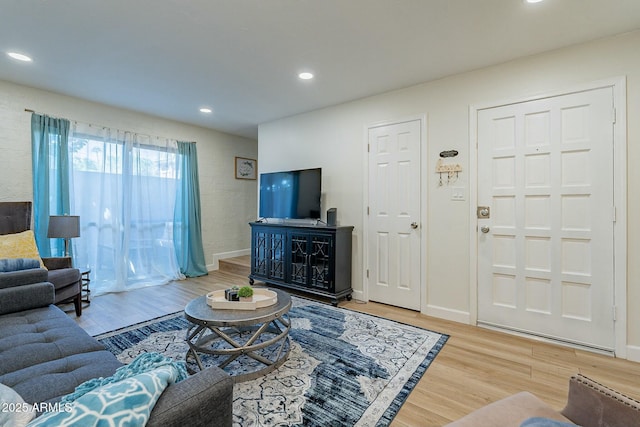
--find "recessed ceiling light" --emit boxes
[7,52,32,62]
[298,72,314,80]
[199,107,213,113]
[525,0,544,3]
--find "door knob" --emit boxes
[481,226,490,233]
[410,222,419,229]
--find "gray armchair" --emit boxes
[0,202,82,316]
[0,261,54,315]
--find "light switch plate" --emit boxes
[451,187,466,201]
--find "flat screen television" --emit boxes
[259,168,322,219]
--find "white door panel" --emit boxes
[477,87,615,351]
[368,120,421,310]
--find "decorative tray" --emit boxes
[206,288,278,310]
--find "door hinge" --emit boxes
[367,143,370,153]
[366,269,369,279]
[367,206,370,215]
[613,206,617,223]
[612,108,616,124]
[613,305,617,322]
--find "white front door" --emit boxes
[477,87,615,351]
[368,119,422,310]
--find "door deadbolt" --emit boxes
[477,206,490,218]
[410,222,419,229]
[481,226,490,233]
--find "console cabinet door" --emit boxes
[288,231,333,291]
[308,233,333,291]
[289,231,309,287]
[251,226,286,281]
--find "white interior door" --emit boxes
[477,87,615,351]
[368,119,421,310]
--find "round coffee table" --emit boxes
[184,288,292,382]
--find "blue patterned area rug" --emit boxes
[96,297,448,426]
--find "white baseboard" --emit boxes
[626,345,640,362]
[351,289,365,302]
[424,304,471,324]
[209,249,250,271]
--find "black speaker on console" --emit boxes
[327,208,337,226]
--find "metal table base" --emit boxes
[183,288,292,383]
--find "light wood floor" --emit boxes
[69,269,640,426]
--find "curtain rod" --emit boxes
[25,108,65,117]
[24,108,196,144]
[24,108,71,122]
[24,108,66,119]
[24,108,61,117]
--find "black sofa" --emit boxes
[0,266,233,426]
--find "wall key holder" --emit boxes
[436,158,462,186]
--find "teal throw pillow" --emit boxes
[520,417,577,427]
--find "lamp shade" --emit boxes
[47,215,80,239]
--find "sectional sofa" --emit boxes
[0,264,233,426]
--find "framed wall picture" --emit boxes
[235,157,257,180]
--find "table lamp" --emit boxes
[47,215,80,257]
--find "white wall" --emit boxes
[0,80,258,269]
[259,30,640,359]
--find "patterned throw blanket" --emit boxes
[27,353,187,427]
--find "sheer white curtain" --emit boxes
[69,122,184,295]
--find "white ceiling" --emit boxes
[2,0,640,139]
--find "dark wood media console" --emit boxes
[249,222,353,306]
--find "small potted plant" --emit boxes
[238,286,254,302]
